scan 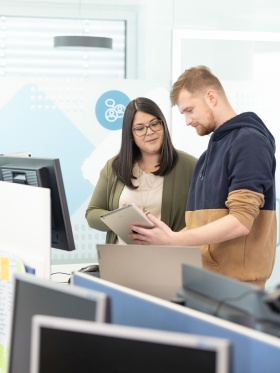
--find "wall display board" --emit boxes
[0,77,171,265]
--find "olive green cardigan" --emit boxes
[85,150,197,243]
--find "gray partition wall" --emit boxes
[72,272,280,373]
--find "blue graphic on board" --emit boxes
[95,90,130,130]
[0,84,93,214]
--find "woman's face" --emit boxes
[131,111,164,157]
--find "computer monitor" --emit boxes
[177,263,280,337]
[0,156,75,251]
[72,272,280,373]
[30,315,230,373]
[7,273,109,373]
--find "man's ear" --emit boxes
[205,89,217,107]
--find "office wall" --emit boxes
[1,0,279,287]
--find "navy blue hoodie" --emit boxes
[185,112,276,287]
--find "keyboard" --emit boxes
[84,270,100,278]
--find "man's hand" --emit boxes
[129,213,250,247]
[129,213,177,245]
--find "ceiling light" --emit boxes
[54,35,113,49]
[53,0,113,50]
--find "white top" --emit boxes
[116,163,163,244]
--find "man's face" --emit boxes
[177,89,217,136]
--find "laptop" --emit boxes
[96,244,202,301]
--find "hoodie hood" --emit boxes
[212,112,276,151]
[199,111,276,181]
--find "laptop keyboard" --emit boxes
[84,271,100,278]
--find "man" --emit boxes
[130,65,276,288]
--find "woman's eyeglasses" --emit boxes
[132,120,163,137]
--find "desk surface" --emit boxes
[51,263,98,284]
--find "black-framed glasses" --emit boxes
[132,120,163,137]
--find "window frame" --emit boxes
[1,0,138,78]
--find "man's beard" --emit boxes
[196,106,216,136]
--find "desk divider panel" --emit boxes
[72,272,280,373]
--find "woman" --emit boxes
[86,97,197,243]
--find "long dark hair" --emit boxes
[112,97,178,189]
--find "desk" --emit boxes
[51,263,98,284]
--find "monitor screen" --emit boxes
[0,156,75,251]
[177,263,280,337]
[7,273,109,373]
[30,315,230,373]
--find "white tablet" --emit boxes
[100,203,154,244]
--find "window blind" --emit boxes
[0,15,126,78]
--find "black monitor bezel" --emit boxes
[177,263,280,337]
[8,273,108,373]
[0,156,75,251]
